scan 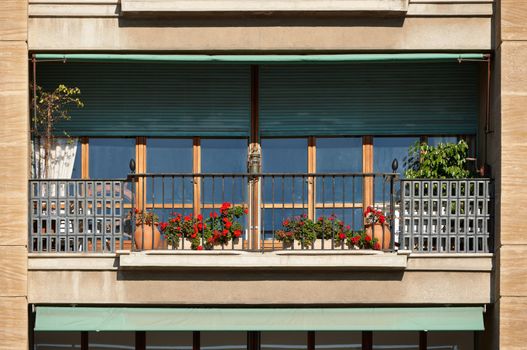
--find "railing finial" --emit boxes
[129,158,136,173]
[391,158,399,172]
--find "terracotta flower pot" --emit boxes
[134,223,161,250]
[365,223,392,250]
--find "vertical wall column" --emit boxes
[498,2,527,349]
[0,1,29,349]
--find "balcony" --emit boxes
[29,172,492,256]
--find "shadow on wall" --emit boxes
[116,269,405,282]
[118,15,406,29]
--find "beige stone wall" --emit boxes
[0,1,29,350]
[498,1,527,349]
[27,0,494,51]
[27,255,493,305]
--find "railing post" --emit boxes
[390,158,398,251]
[129,159,136,251]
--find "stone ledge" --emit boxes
[120,0,409,14]
[118,251,408,270]
[27,251,494,272]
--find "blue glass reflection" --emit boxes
[428,136,458,147]
[146,138,193,205]
[373,137,418,202]
[316,138,363,203]
[71,139,82,179]
[89,138,135,179]
[201,139,248,204]
[373,137,418,174]
[262,139,308,204]
[262,138,307,173]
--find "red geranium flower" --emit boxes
[244,208,249,214]
[365,235,372,242]
[222,229,229,236]
[233,230,242,238]
[159,222,168,231]
[197,245,203,250]
[338,232,346,240]
[210,212,218,218]
[374,242,381,250]
[225,221,232,229]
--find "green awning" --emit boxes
[35,53,485,64]
[35,307,484,332]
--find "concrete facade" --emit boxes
[4,0,527,348]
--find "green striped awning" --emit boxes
[35,307,484,332]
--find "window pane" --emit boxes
[89,331,135,349]
[201,331,247,350]
[202,139,247,173]
[316,138,363,204]
[71,139,82,179]
[317,138,362,173]
[147,331,192,350]
[428,136,458,147]
[146,138,193,205]
[373,137,417,204]
[262,138,307,173]
[373,137,418,174]
[261,332,306,350]
[428,331,474,350]
[201,139,248,204]
[373,332,419,350]
[34,331,81,350]
[89,138,135,178]
[315,332,362,350]
[262,139,308,207]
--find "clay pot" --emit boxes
[365,223,392,250]
[134,223,161,250]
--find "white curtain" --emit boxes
[32,138,78,179]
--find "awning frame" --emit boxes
[34,53,487,64]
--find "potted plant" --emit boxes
[159,202,247,250]
[336,230,380,250]
[275,213,382,251]
[404,140,473,179]
[275,214,317,249]
[133,209,160,250]
[364,206,391,250]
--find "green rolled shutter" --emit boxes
[259,62,480,136]
[38,63,251,137]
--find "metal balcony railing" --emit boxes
[29,174,493,254]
